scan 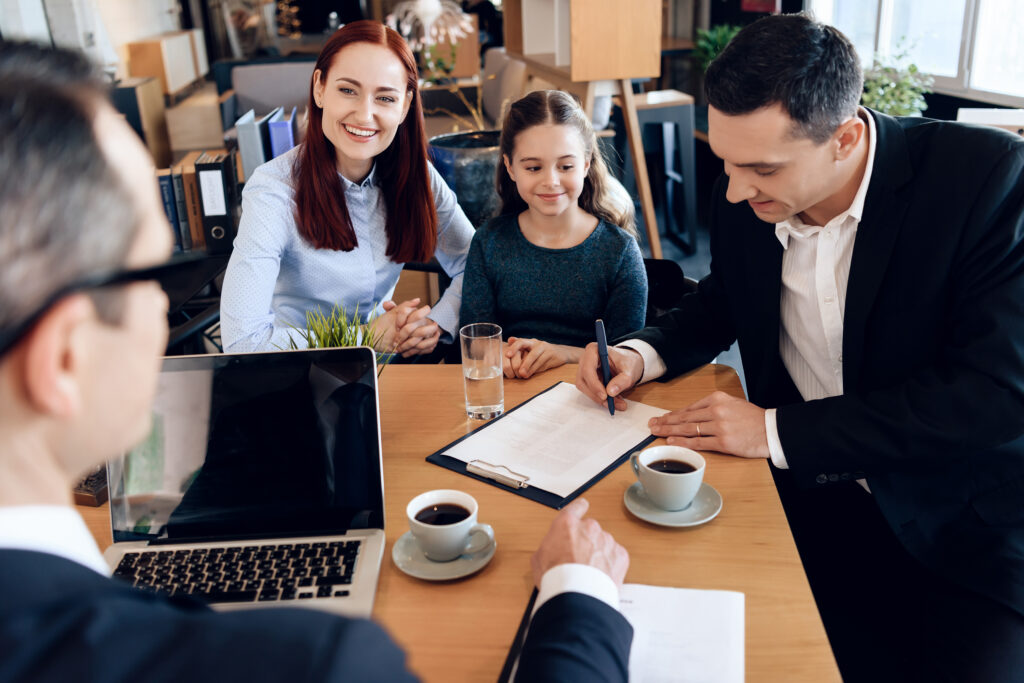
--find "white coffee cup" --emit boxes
[406,489,495,562]
[630,445,706,511]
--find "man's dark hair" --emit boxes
[704,13,863,144]
[0,41,140,334]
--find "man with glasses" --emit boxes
[0,42,632,682]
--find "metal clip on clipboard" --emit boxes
[466,460,530,490]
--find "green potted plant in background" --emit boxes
[694,24,742,72]
[861,42,934,116]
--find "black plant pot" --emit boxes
[428,130,501,229]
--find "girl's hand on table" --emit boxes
[504,337,580,379]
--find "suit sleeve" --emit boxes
[777,144,1024,478]
[618,176,738,375]
[14,589,419,683]
[515,592,634,683]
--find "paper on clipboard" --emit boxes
[442,382,667,497]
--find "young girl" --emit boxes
[460,90,648,379]
[220,21,474,356]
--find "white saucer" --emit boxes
[623,481,723,527]
[391,531,496,581]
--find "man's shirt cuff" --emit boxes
[764,408,789,469]
[616,339,666,384]
[533,564,621,615]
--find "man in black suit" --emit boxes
[0,42,631,682]
[577,13,1024,682]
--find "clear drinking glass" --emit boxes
[459,323,504,419]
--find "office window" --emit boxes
[886,0,966,78]
[971,0,1024,99]
[808,0,1024,107]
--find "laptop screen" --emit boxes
[108,348,384,544]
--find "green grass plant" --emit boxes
[287,303,394,373]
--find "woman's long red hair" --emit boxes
[293,20,436,262]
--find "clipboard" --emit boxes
[426,382,657,509]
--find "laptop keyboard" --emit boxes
[112,540,361,604]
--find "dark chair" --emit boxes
[403,259,453,298]
[644,258,697,324]
[167,303,222,355]
[164,254,230,355]
[616,91,700,255]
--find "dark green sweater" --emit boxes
[459,214,648,347]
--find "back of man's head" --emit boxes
[0,41,140,342]
[704,13,863,144]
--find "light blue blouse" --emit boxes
[220,146,474,353]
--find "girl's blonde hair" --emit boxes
[495,90,637,237]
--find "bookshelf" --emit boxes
[503,0,665,257]
[127,29,208,98]
[504,0,661,82]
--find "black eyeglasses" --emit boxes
[0,252,207,358]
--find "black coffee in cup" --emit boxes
[648,459,697,474]
[415,503,471,525]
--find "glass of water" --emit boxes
[459,323,504,419]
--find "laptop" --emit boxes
[102,347,386,617]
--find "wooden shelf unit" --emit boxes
[503,0,661,82]
[127,29,208,99]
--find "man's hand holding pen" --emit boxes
[575,343,644,412]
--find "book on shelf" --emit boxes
[170,163,192,251]
[179,149,206,250]
[236,106,282,181]
[268,105,298,158]
[195,149,238,254]
[155,168,182,252]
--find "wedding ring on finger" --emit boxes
[696,423,702,438]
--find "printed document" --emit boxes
[443,382,666,497]
[509,584,744,682]
[621,584,745,683]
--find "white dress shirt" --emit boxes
[0,505,620,614]
[0,505,108,575]
[621,109,877,471]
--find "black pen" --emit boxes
[595,319,615,416]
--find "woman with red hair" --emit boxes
[220,20,474,355]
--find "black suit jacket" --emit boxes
[0,550,632,682]
[627,110,1024,617]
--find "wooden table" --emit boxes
[80,364,838,681]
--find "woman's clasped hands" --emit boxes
[376,298,441,357]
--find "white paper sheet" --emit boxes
[621,584,745,683]
[443,382,667,497]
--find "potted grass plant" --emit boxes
[287,304,394,373]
